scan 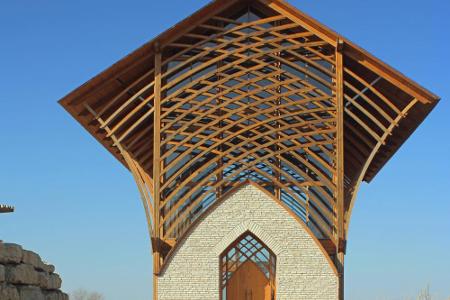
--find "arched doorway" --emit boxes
[220,231,276,300]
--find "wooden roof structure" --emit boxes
[0,204,14,213]
[59,0,439,283]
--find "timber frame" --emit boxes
[0,204,14,214]
[59,0,439,298]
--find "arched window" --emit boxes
[220,231,276,300]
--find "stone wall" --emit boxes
[0,242,68,300]
[157,183,338,300]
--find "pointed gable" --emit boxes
[59,0,439,267]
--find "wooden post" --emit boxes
[274,19,282,200]
[336,39,345,300]
[216,52,223,200]
[153,48,162,300]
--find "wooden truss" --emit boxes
[0,204,14,214]
[59,0,439,289]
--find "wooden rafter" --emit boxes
[59,1,440,294]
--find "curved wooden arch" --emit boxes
[60,0,439,290]
[159,181,339,277]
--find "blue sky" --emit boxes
[0,0,449,299]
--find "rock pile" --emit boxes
[0,242,68,300]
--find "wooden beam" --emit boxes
[0,204,14,213]
[58,4,439,289]
[259,0,438,104]
[345,98,419,234]
[335,39,345,300]
[259,0,337,46]
[153,50,162,277]
[344,45,438,104]
[83,103,155,241]
[320,239,346,255]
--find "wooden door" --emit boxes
[221,232,276,300]
[226,261,272,300]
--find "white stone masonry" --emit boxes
[157,184,338,300]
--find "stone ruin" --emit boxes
[0,242,68,300]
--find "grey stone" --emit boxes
[0,264,5,282]
[47,273,62,290]
[18,285,44,300]
[44,291,69,300]
[22,250,44,270]
[0,244,23,264]
[42,263,55,274]
[0,283,19,300]
[5,264,39,285]
[38,272,50,289]
[0,243,67,299]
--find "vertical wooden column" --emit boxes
[275,59,282,201]
[153,48,162,300]
[274,19,281,200]
[216,51,223,200]
[335,39,345,300]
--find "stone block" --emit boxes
[0,283,19,300]
[47,273,62,290]
[0,264,5,282]
[38,272,50,289]
[5,264,39,285]
[22,250,44,270]
[42,264,55,274]
[44,290,69,300]
[0,243,67,299]
[0,244,23,264]
[18,285,44,300]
